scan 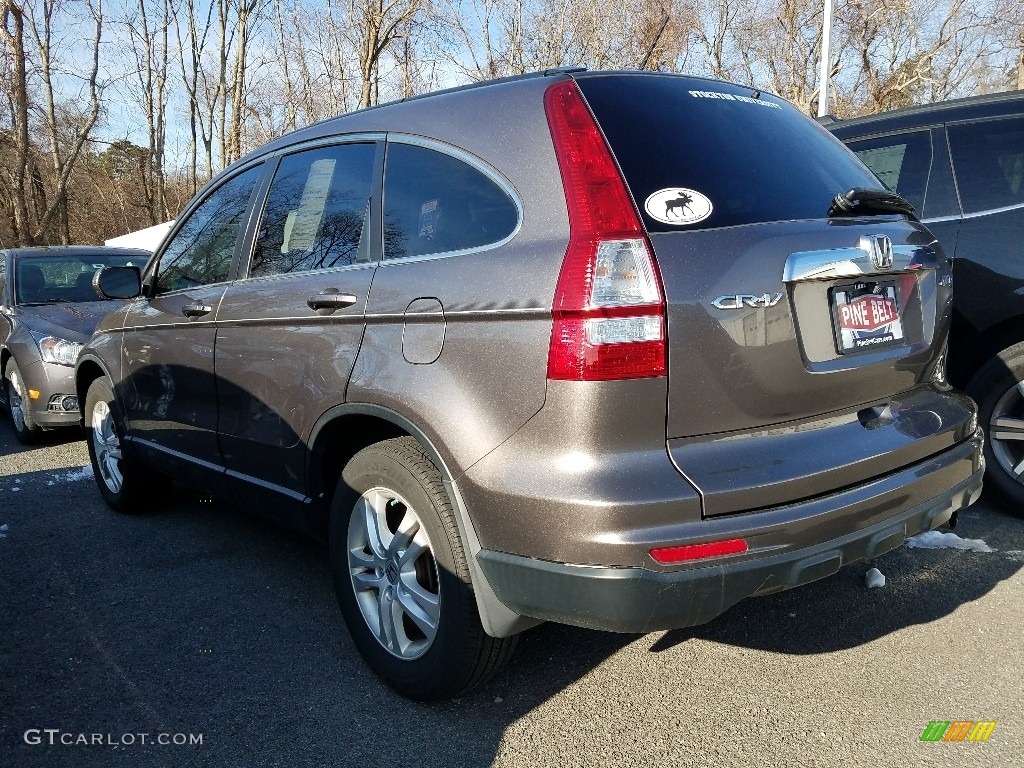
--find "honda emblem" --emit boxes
[860,234,894,270]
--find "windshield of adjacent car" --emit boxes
[14,254,145,305]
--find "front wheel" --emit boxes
[329,437,516,700]
[5,359,41,444]
[85,377,145,513]
[968,341,1024,515]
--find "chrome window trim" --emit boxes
[232,260,377,286]
[925,199,1024,224]
[379,134,524,265]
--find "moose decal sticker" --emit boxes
[644,188,713,226]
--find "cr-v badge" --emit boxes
[860,234,894,270]
[713,293,784,309]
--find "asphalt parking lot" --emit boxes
[1,421,1022,767]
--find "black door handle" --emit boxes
[181,303,213,318]
[307,292,358,311]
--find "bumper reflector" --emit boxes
[28,389,40,400]
[650,538,748,565]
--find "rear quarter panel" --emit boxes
[347,79,569,474]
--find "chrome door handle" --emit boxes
[307,292,358,311]
[181,303,213,318]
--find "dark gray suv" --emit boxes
[76,70,983,700]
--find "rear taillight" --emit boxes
[544,80,666,381]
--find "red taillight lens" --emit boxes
[544,80,667,381]
[649,539,749,565]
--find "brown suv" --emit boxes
[77,69,984,700]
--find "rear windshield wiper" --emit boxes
[828,187,915,218]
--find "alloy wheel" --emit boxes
[8,371,26,433]
[347,487,441,660]
[91,400,123,493]
[988,380,1024,485]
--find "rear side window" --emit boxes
[383,142,518,260]
[847,131,930,214]
[948,118,1024,213]
[575,75,881,232]
[156,164,263,293]
[250,142,376,278]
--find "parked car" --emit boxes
[826,92,1024,510]
[77,70,983,700]
[0,246,150,443]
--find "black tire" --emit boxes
[329,436,516,701]
[967,341,1024,515]
[5,359,41,444]
[84,377,146,513]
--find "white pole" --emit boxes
[818,0,834,117]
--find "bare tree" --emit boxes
[347,0,424,108]
[0,0,34,244]
[125,0,171,223]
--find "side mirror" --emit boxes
[94,266,142,300]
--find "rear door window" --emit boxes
[382,142,519,260]
[948,117,1024,213]
[846,131,930,215]
[249,142,377,277]
[575,74,881,232]
[155,164,263,293]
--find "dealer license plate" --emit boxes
[831,281,904,354]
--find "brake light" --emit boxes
[544,80,666,381]
[650,538,748,565]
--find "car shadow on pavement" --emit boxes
[2,438,1021,767]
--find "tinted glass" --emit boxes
[847,131,930,214]
[250,143,376,277]
[948,118,1024,214]
[576,75,881,232]
[156,164,263,293]
[14,253,146,304]
[383,143,518,259]
[924,127,960,219]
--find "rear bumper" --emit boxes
[477,434,983,633]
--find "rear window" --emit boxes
[575,75,882,232]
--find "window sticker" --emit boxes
[644,188,713,225]
[687,90,782,109]
[418,198,440,239]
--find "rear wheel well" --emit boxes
[0,347,10,378]
[949,313,1024,391]
[308,414,409,532]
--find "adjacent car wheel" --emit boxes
[329,436,516,700]
[85,377,145,513]
[5,359,41,444]
[968,342,1024,514]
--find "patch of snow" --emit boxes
[865,567,886,588]
[51,466,94,483]
[0,523,7,538]
[1005,550,1024,562]
[11,487,20,492]
[906,530,994,553]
